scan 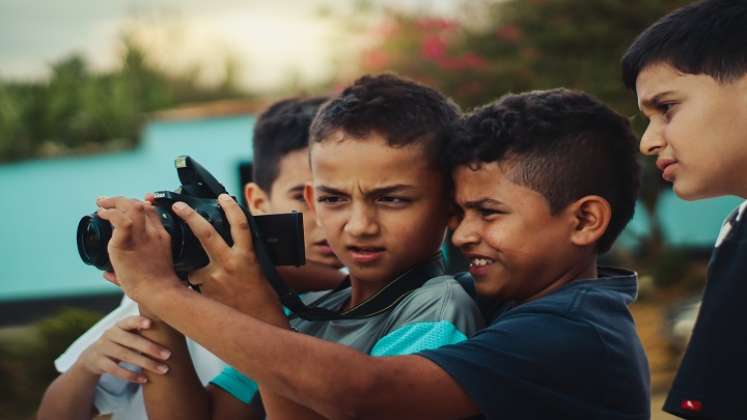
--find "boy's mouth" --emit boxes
[469,257,495,267]
[656,158,678,181]
[467,255,495,276]
[313,240,336,256]
[347,246,386,264]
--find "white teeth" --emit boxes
[470,258,494,267]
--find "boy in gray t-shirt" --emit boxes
[95,74,483,419]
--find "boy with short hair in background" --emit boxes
[622,1,747,418]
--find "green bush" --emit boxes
[0,308,103,419]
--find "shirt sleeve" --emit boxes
[93,365,142,414]
[210,366,259,404]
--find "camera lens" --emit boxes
[76,214,113,271]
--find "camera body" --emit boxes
[77,156,305,274]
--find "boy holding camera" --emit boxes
[37,97,344,420]
[99,74,483,419]
[622,1,747,418]
[99,85,649,419]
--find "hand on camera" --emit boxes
[172,194,284,321]
[96,196,180,302]
[75,315,171,383]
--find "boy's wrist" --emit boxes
[135,279,190,320]
[71,357,105,383]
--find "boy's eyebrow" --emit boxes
[462,198,505,209]
[316,184,416,196]
[365,184,416,196]
[316,185,349,196]
[638,90,675,110]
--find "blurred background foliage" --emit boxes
[0,308,102,418]
[0,34,247,163]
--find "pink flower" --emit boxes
[416,17,459,32]
[421,35,447,60]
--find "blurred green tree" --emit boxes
[0,34,248,164]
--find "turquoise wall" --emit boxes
[0,115,255,301]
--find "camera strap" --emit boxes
[297,253,446,320]
[246,204,444,320]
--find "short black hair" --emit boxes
[451,89,640,253]
[309,74,460,168]
[252,97,327,192]
[622,0,747,90]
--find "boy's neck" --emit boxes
[525,258,598,303]
[342,253,443,310]
[345,277,385,310]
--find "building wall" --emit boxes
[0,114,255,302]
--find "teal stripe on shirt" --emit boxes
[369,320,468,356]
[210,366,259,404]
[210,301,304,403]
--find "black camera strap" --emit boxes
[298,252,446,320]
[246,204,444,320]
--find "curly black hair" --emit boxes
[451,89,640,253]
[252,97,328,192]
[309,74,461,169]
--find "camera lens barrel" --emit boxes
[76,214,113,271]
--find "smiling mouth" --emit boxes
[469,257,495,268]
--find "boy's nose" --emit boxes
[639,122,665,156]
[451,217,480,249]
[344,204,380,237]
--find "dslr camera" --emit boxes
[77,155,305,274]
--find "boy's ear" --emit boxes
[568,195,611,248]
[244,182,271,215]
[303,183,323,225]
[303,182,316,213]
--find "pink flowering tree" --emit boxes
[358,0,689,112]
[356,0,694,283]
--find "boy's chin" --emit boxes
[307,254,343,270]
[672,179,720,201]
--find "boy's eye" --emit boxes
[377,196,411,206]
[656,102,677,118]
[478,207,504,218]
[318,195,347,205]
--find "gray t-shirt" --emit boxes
[210,275,484,403]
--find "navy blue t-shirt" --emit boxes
[664,202,747,420]
[419,268,650,420]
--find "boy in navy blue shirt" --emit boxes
[97,87,649,419]
[622,1,747,418]
[418,89,650,419]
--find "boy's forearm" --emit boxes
[139,319,210,420]
[36,362,99,420]
[260,387,327,420]
[137,283,477,420]
[138,284,379,418]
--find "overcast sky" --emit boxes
[0,0,459,92]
